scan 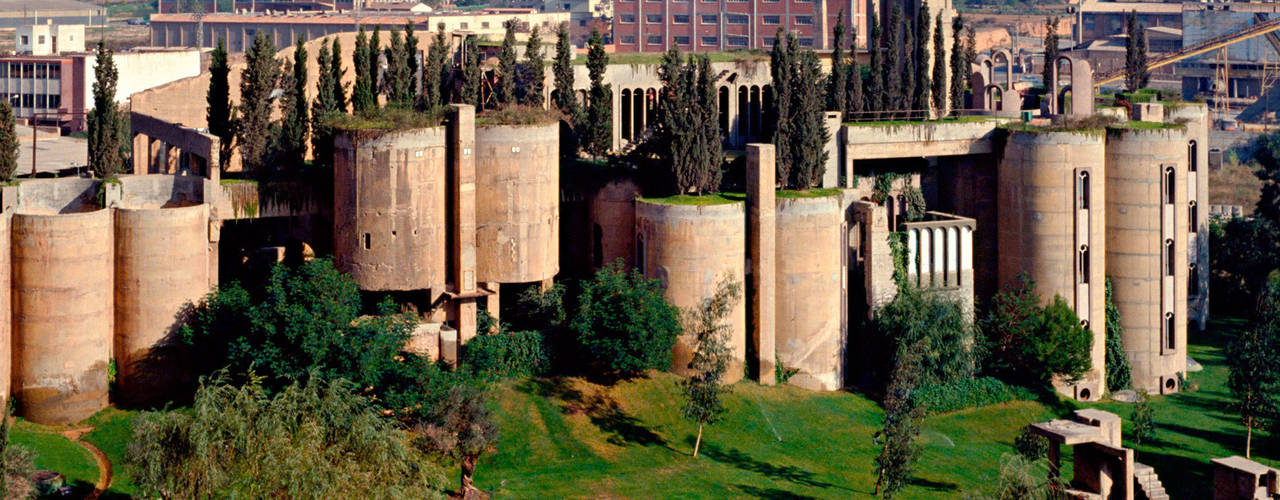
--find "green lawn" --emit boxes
[83,408,141,497]
[8,421,99,496]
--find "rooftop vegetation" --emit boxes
[776,188,842,199]
[326,107,446,133]
[475,105,563,127]
[844,115,998,127]
[639,193,745,206]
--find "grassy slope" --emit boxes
[9,422,99,494]
[82,408,140,497]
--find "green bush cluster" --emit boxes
[464,330,549,379]
[913,377,1034,416]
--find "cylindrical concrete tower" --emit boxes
[1165,104,1210,331]
[774,194,844,391]
[999,128,1107,401]
[589,179,639,270]
[12,209,113,424]
[1105,125,1189,393]
[0,215,9,408]
[474,122,560,284]
[635,199,747,383]
[333,127,448,291]
[114,204,210,405]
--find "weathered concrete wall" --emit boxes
[999,129,1107,401]
[842,120,1006,161]
[774,195,844,391]
[1106,126,1189,393]
[635,200,746,383]
[0,215,9,407]
[114,204,210,405]
[1166,103,1210,331]
[333,127,448,292]
[116,174,205,208]
[589,179,639,270]
[12,209,113,424]
[474,122,559,284]
[9,178,100,214]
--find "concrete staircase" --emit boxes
[1135,462,1169,500]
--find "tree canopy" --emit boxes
[570,261,682,375]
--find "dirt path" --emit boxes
[61,427,111,499]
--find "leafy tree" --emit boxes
[237,32,279,174]
[415,384,498,498]
[883,6,903,112]
[866,12,884,112]
[128,375,445,499]
[931,11,946,114]
[553,22,580,121]
[846,25,864,115]
[423,27,450,108]
[278,36,309,167]
[873,349,924,499]
[312,40,338,170]
[769,29,795,180]
[521,26,545,107]
[207,38,233,171]
[1013,427,1047,460]
[1229,274,1280,457]
[1209,218,1280,316]
[570,261,682,375]
[1042,17,1059,92]
[353,26,376,113]
[827,11,848,119]
[497,18,519,106]
[584,29,612,157]
[681,278,741,458]
[460,37,483,108]
[1104,277,1132,391]
[504,283,566,332]
[978,275,1092,387]
[330,38,348,113]
[1,400,35,500]
[790,47,828,188]
[0,101,18,182]
[870,287,973,388]
[88,40,126,178]
[1130,390,1154,447]
[1256,116,1280,225]
[655,49,721,194]
[950,15,967,113]
[912,2,932,115]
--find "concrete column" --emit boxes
[484,281,500,330]
[747,144,777,385]
[449,104,478,344]
[823,111,841,188]
[131,133,149,174]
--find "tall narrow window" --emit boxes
[1188,140,1198,172]
[1165,239,1175,277]
[1165,313,1176,350]
[1076,171,1090,209]
[1189,200,1197,233]
[1189,263,1200,296]
[1164,166,1175,205]
[1078,245,1090,284]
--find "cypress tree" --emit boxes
[1042,17,1060,92]
[965,26,977,70]
[460,37,482,108]
[311,40,337,170]
[331,38,347,113]
[369,26,382,103]
[1126,11,1140,92]
[0,101,17,182]
[866,12,883,112]
[769,28,794,182]
[950,15,967,114]
[827,11,848,119]
[353,27,375,113]
[274,59,298,167]
[1137,24,1150,89]
[238,31,279,174]
[846,26,863,115]
[695,54,722,193]
[423,27,449,108]
[657,48,695,193]
[882,6,902,112]
[88,40,124,178]
[207,38,233,171]
[280,36,309,167]
[404,22,419,105]
[553,22,579,121]
[931,11,946,114]
[384,27,410,108]
[498,18,518,106]
[791,47,828,188]
[913,2,931,116]
[521,25,545,107]
[584,28,612,157]
[902,15,914,113]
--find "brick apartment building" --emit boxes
[612,0,941,53]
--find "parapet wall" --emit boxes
[333,127,448,292]
[474,122,560,284]
[116,173,205,208]
[774,195,844,391]
[6,178,100,214]
[635,200,746,383]
[1105,126,1189,393]
[11,209,114,424]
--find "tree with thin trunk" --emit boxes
[553,22,579,121]
[521,25,545,107]
[682,278,741,458]
[846,25,863,115]
[584,29,611,157]
[913,2,931,117]
[416,384,498,498]
[0,100,18,183]
[1228,275,1280,458]
[88,40,125,178]
[932,11,946,114]
[827,11,848,119]
[207,38,233,171]
[1042,17,1060,93]
[882,6,903,112]
[460,37,482,108]
[498,18,518,106]
[423,27,449,108]
[873,348,925,499]
[950,15,967,114]
[353,26,375,112]
[237,31,279,174]
[866,12,883,112]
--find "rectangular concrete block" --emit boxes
[747,143,777,386]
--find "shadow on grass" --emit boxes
[694,439,845,491]
[908,476,959,492]
[517,377,665,448]
[733,484,819,499]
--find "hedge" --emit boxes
[462,329,548,378]
[913,377,1035,416]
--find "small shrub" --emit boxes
[463,330,548,378]
[1130,390,1155,447]
[775,354,800,384]
[1013,427,1047,460]
[570,261,682,375]
[912,377,1035,416]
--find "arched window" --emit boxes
[1165,312,1176,350]
[1188,140,1198,172]
[1164,166,1176,205]
[1165,238,1175,277]
[1076,170,1090,210]
[1189,200,1198,233]
[1189,263,1200,296]
[1078,245,1090,284]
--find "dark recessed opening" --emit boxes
[1079,388,1091,400]
[363,233,371,250]
[1165,378,1176,391]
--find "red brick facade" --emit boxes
[612,0,878,52]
